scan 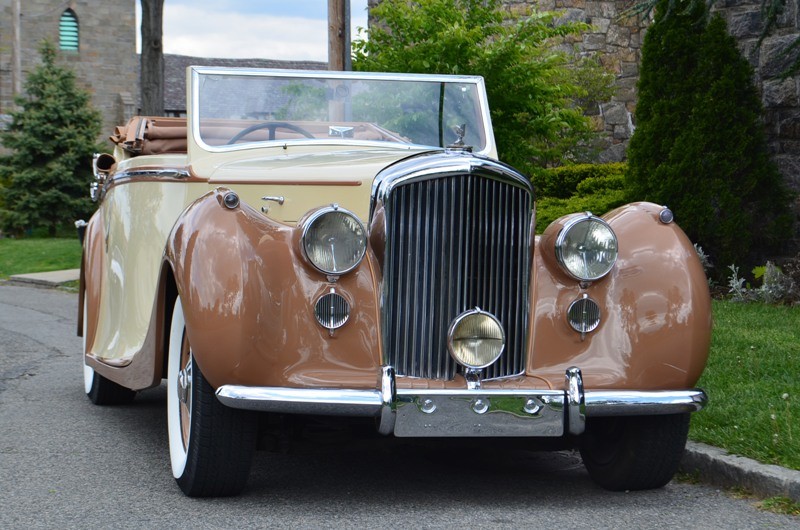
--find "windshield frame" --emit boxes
[188,66,496,157]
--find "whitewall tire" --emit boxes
[166,294,257,497]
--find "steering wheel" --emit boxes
[226,121,315,144]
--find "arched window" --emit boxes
[59,9,79,51]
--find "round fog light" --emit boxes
[447,308,505,370]
[314,291,350,331]
[567,295,601,334]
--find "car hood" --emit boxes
[196,146,436,224]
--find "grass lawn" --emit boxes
[0,237,82,279]
[690,300,800,471]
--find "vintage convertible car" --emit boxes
[79,67,711,497]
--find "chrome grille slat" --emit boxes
[383,172,531,380]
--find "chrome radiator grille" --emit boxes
[382,174,532,380]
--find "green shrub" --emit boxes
[532,162,626,198]
[626,0,793,276]
[534,163,628,232]
[352,0,614,173]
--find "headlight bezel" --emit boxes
[554,213,618,283]
[301,205,367,277]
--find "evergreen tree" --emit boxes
[0,40,103,237]
[627,0,792,272]
[352,0,614,172]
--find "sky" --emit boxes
[135,0,370,62]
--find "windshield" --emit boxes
[191,69,489,152]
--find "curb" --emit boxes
[681,441,800,502]
[5,269,80,288]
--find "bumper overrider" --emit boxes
[215,367,707,437]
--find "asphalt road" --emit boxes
[0,284,796,529]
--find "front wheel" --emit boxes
[167,295,257,497]
[579,413,690,491]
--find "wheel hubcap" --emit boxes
[178,334,192,450]
[178,364,192,405]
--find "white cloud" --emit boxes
[163,5,327,60]
[136,2,370,62]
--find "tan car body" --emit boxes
[80,68,711,443]
[83,169,711,396]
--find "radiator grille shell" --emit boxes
[372,153,533,380]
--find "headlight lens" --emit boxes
[448,309,505,370]
[555,214,618,281]
[302,206,367,275]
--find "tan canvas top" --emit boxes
[110,116,187,155]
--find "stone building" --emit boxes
[0,0,138,140]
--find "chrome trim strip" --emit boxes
[370,152,533,220]
[114,169,192,180]
[584,389,708,417]
[215,385,384,416]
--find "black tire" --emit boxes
[86,369,137,405]
[167,296,257,497]
[579,413,690,491]
[83,290,136,405]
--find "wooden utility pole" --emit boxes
[328,0,351,71]
[140,0,165,116]
[11,0,21,97]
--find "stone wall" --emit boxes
[0,0,137,145]
[505,0,649,164]
[509,0,800,194]
[712,0,800,192]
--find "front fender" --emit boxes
[529,202,712,390]
[165,188,383,390]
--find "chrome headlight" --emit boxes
[447,308,505,370]
[302,206,367,275]
[555,213,618,282]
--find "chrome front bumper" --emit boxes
[215,366,708,437]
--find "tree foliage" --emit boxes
[0,41,103,237]
[352,0,614,172]
[627,0,792,273]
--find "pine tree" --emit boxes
[0,40,103,237]
[627,0,792,273]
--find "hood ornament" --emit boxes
[446,123,472,151]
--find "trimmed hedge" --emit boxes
[533,163,628,233]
